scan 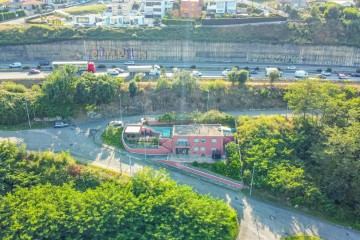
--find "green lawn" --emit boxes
[63,4,107,15]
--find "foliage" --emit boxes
[128,80,138,97]
[162,19,195,26]
[63,4,107,15]
[102,126,124,149]
[281,236,323,240]
[0,143,238,239]
[269,71,280,83]
[228,70,249,86]
[74,72,119,105]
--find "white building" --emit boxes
[112,0,134,16]
[102,15,145,26]
[144,0,172,18]
[73,14,101,26]
[206,0,236,14]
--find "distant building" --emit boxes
[6,0,41,13]
[180,0,203,18]
[103,14,145,26]
[112,0,134,16]
[144,0,173,18]
[330,0,355,7]
[206,0,236,14]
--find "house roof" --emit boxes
[173,124,223,136]
[7,0,41,5]
[124,125,142,134]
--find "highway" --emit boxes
[0,63,359,81]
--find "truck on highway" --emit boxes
[127,65,160,76]
[52,61,96,73]
[295,70,308,78]
[265,68,282,77]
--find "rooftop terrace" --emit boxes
[173,124,223,136]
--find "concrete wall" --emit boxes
[1,40,360,66]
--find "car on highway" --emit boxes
[29,69,41,74]
[107,69,120,76]
[250,70,258,74]
[321,71,332,76]
[350,72,360,77]
[338,73,348,79]
[54,121,69,128]
[124,61,135,65]
[317,74,326,79]
[222,69,232,76]
[39,60,50,66]
[9,62,22,68]
[113,68,125,73]
[287,66,296,70]
[192,70,202,77]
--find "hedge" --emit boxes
[162,19,196,26]
[202,17,287,25]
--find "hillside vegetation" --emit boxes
[0,142,238,239]
[0,3,359,46]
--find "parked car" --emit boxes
[192,70,202,77]
[317,74,326,79]
[39,60,50,66]
[54,121,69,128]
[9,62,22,68]
[29,69,41,74]
[107,69,120,76]
[287,66,296,70]
[124,61,135,65]
[250,70,258,74]
[338,73,349,79]
[108,120,124,127]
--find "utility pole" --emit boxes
[25,98,31,129]
[250,162,256,196]
[144,126,147,161]
[119,94,123,122]
[235,119,243,182]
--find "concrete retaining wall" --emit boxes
[0,40,359,67]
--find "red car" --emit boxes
[29,69,40,74]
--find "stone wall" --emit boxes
[1,40,360,66]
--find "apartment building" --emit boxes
[180,0,203,18]
[112,0,134,16]
[206,0,236,14]
[144,0,173,18]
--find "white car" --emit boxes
[107,69,120,76]
[222,69,232,77]
[321,71,332,76]
[192,70,202,77]
[287,66,296,70]
[124,61,135,65]
[9,62,22,68]
[54,121,69,128]
[113,68,125,73]
[108,120,123,127]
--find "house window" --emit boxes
[194,147,198,152]
[200,147,205,152]
[177,138,189,146]
[194,138,199,143]
[211,148,217,153]
[212,139,217,143]
[201,138,206,143]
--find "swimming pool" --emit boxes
[151,126,173,138]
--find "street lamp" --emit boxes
[206,90,210,112]
[119,94,123,122]
[24,98,31,129]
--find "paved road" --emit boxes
[0,111,359,240]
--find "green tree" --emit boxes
[269,71,280,84]
[128,80,138,97]
[324,4,340,21]
[342,7,359,20]
[238,70,249,86]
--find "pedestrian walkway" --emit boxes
[157,160,243,190]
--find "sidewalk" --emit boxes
[157,159,243,190]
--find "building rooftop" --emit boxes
[124,125,142,134]
[173,124,223,136]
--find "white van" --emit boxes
[107,69,119,76]
[9,62,22,68]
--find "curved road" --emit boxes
[0,110,359,240]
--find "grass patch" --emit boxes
[281,236,323,240]
[102,125,124,149]
[0,121,52,131]
[63,4,107,15]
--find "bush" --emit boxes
[190,65,196,69]
[316,68,322,73]
[97,64,106,68]
[22,65,30,69]
[111,65,116,68]
[161,19,195,26]
[326,68,332,73]
[1,82,27,93]
[102,126,124,149]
